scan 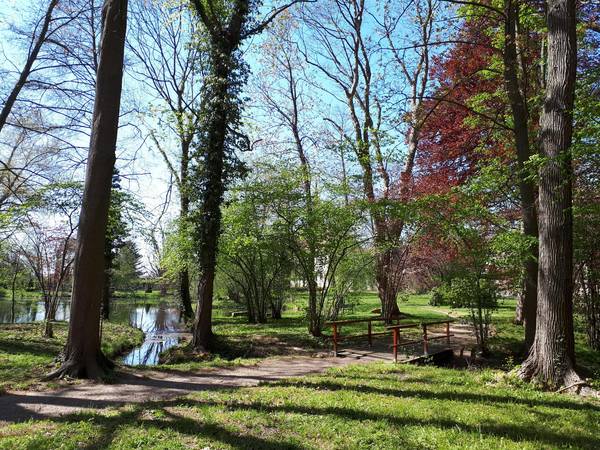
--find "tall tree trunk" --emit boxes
[579,265,600,350]
[191,46,230,351]
[189,0,299,348]
[503,0,539,352]
[0,0,59,134]
[178,142,193,320]
[375,247,401,321]
[101,252,112,320]
[307,280,321,337]
[46,0,128,379]
[519,0,580,388]
[44,317,54,338]
[10,261,18,324]
[359,152,401,322]
[43,295,56,338]
[292,121,320,335]
[514,288,524,324]
[193,266,217,349]
[178,270,193,319]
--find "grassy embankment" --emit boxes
[0,322,144,392]
[155,292,449,370]
[2,291,597,386]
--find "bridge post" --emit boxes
[333,323,338,357]
[422,323,429,355]
[393,327,398,363]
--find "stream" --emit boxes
[0,297,185,366]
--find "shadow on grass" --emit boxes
[0,339,60,357]
[2,364,599,449]
[160,328,325,366]
[271,378,600,413]
[183,397,598,449]
[40,392,599,450]
[53,401,304,450]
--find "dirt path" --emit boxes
[0,323,474,424]
[0,353,384,423]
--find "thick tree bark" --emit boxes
[46,0,128,379]
[191,44,231,351]
[178,145,193,320]
[375,248,402,321]
[101,253,111,320]
[503,0,539,352]
[0,0,59,134]
[518,0,581,389]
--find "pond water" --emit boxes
[121,303,185,366]
[0,297,184,366]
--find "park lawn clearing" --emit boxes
[154,293,600,381]
[155,292,453,372]
[0,363,598,449]
[0,322,144,392]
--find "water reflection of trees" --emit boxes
[121,303,182,366]
[0,299,182,367]
[0,299,70,324]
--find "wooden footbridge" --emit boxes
[325,317,456,363]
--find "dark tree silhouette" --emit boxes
[518,0,583,390]
[188,0,311,350]
[47,0,128,379]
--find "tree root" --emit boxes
[555,380,600,398]
[43,352,114,381]
[519,362,600,398]
[556,380,588,393]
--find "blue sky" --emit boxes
[0,0,456,271]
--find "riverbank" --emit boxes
[2,293,599,387]
[0,322,144,392]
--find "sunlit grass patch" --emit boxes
[3,363,598,449]
[0,322,143,391]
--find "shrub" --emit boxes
[450,276,498,354]
[429,285,450,306]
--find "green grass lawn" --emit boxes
[0,322,144,391]
[111,289,170,300]
[0,288,42,300]
[155,292,453,371]
[158,292,600,383]
[1,292,599,449]
[1,363,598,449]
